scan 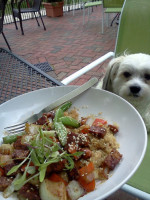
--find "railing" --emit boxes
[4,0,83,24]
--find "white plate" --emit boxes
[0,86,147,200]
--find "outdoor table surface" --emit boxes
[0,48,63,105]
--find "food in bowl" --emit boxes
[0,101,122,200]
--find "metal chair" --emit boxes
[115,0,150,198]
[11,0,46,35]
[82,0,102,25]
[0,0,11,51]
[102,0,124,33]
[62,1,150,198]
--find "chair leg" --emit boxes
[12,13,18,30]
[18,13,24,35]
[87,7,90,23]
[110,13,119,26]
[106,13,109,27]
[73,0,75,16]
[34,12,40,27]
[38,12,46,31]
[2,32,11,51]
[83,5,85,25]
[79,0,82,10]
[116,13,120,25]
[101,10,104,34]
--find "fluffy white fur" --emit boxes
[96,53,150,132]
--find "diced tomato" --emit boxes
[81,128,90,134]
[0,167,4,177]
[78,162,95,190]
[92,118,107,127]
[80,172,94,183]
[48,173,68,186]
[21,164,27,171]
[29,161,34,166]
[84,179,95,192]
[78,162,94,176]
[77,162,95,192]
[78,177,95,192]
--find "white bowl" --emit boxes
[0,86,147,200]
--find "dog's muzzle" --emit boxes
[129,85,141,97]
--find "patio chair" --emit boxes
[62,0,150,199]
[102,0,124,34]
[83,0,102,25]
[0,0,11,51]
[11,0,46,35]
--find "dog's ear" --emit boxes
[102,56,124,91]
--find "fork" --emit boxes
[4,77,98,134]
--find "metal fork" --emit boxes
[4,77,98,134]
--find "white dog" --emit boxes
[96,53,150,132]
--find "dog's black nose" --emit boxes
[130,86,141,94]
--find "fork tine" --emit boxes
[5,124,25,131]
[4,122,26,134]
[6,128,25,134]
[4,122,26,129]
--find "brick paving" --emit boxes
[1,5,140,200]
[1,6,116,85]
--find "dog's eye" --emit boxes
[123,72,131,78]
[144,73,150,80]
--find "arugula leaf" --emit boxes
[44,136,53,145]
[14,159,31,190]
[27,166,36,175]
[30,149,41,166]
[7,151,31,175]
[21,172,40,186]
[39,159,58,182]
[63,155,74,170]
[62,151,84,170]
[43,130,55,137]
[39,166,47,182]
[3,173,22,198]
[14,173,27,191]
[31,133,45,164]
[39,158,60,169]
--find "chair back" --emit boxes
[103,0,124,8]
[32,0,41,10]
[115,0,150,56]
[115,1,150,196]
[0,0,7,33]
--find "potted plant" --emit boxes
[42,0,64,17]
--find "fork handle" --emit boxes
[27,77,98,123]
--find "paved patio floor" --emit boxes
[1,5,141,200]
[1,6,117,85]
